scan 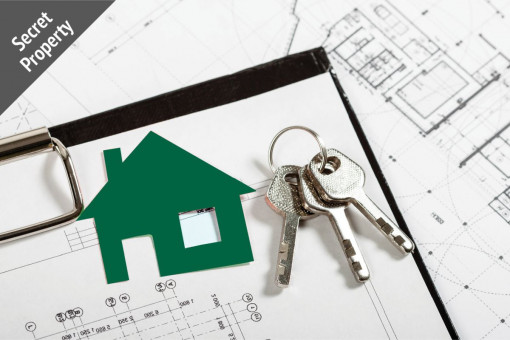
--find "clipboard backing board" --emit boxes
[9,48,457,338]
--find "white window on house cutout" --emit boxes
[179,207,221,248]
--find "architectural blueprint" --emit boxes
[1,0,510,338]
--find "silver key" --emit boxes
[266,165,315,287]
[298,167,370,282]
[307,149,415,254]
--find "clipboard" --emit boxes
[0,47,458,339]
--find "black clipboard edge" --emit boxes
[328,67,459,339]
[49,48,329,147]
[48,47,458,338]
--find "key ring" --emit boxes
[268,126,328,174]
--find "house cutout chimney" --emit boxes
[103,148,122,180]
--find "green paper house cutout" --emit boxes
[78,131,255,284]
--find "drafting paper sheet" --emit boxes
[0,74,449,339]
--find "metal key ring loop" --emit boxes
[268,126,328,174]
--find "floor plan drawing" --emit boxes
[321,4,510,138]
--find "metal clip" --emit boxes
[0,127,83,243]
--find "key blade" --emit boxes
[328,207,370,282]
[353,190,415,254]
[307,148,415,255]
[276,213,300,287]
[266,165,315,287]
[299,167,370,282]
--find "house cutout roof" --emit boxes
[79,131,255,220]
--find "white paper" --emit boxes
[0,74,449,339]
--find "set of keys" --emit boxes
[265,126,415,287]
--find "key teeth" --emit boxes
[394,235,406,246]
[377,217,394,235]
[277,264,286,276]
[343,240,368,281]
[277,242,291,288]
[276,265,290,288]
[376,217,415,253]
[276,278,289,288]
[351,262,370,282]
[279,242,289,260]
[276,266,289,288]
[352,261,362,271]
[382,224,394,235]
[343,240,357,257]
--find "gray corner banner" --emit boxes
[0,0,114,115]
